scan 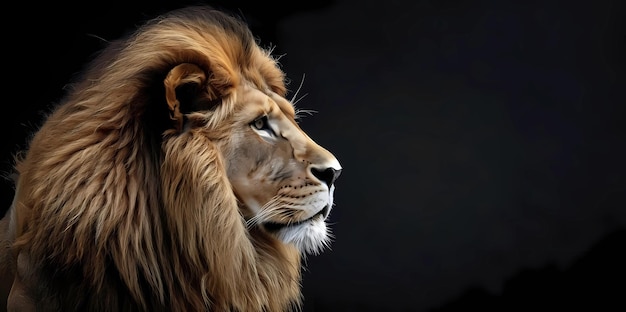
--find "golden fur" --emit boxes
[0,6,341,312]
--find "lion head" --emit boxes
[0,6,341,312]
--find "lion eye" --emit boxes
[251,115,273,135]
[253,116,267,130]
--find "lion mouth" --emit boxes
[263,205,329,232]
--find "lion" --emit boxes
[0,5,341,312]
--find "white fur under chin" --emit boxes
[275,217,332,255]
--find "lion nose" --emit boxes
[311,167,342,187]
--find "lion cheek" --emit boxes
[230,177,276,215]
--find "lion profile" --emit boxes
[0,6,341,312]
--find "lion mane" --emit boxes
[0,6,341,312]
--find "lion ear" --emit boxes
[164,63,220,131]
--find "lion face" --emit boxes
[221,84,341,255]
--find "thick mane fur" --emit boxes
[9,6,302,311]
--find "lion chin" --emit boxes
[0,5,341,312]
[264,205,331,255]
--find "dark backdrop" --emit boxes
[2,0,625,311]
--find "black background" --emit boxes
[1,0,625,311]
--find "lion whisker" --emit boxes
[294,108,317,120]
[86,33,110,44]
[290,73,306,104]
[292,93,309,107]
[245,197,284,228]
